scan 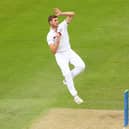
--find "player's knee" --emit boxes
[80,62,86,72]
[64,72,73,81]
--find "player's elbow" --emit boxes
[72,12,75,16]
[51,49,56,54]
[50,47,57,54]
[50,47,56,54]
[49,45,57,54]
[70,12,75,16]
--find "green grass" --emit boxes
[0,0,129,129]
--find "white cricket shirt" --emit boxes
[47,20,71,53]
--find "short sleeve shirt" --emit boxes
[47,20,71,52]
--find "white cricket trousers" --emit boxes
[55,49,85,97]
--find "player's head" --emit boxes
[48,15,59,28]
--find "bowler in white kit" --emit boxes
[47,8,86,104]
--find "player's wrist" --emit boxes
[53,8,62,16]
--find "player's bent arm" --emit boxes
[49,33,61,54]
[61,12,75,24]
[54,8,75,24]
[49,43,59,54]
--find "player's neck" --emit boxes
[51,26,57,32]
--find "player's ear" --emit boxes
[49,20,52,25]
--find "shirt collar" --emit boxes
[50,27,57,32]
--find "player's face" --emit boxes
[50,17,59,28]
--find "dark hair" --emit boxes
[48,15,57,23]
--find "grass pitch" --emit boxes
[0,0,129,129]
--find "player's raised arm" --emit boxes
[53,8,75,24]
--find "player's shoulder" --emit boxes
[47,29,54,38]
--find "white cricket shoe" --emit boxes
[74,95,84,104]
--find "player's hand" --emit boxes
[53,8,62,16]
[56,32,61,38]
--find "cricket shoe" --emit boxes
[74,95,84,104]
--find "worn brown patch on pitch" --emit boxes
[29,108,124,129]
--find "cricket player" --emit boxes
[46,8,86,104]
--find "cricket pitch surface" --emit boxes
[29,108,124,129]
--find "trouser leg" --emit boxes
[69,50,86,79]
[55,53,77,97]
